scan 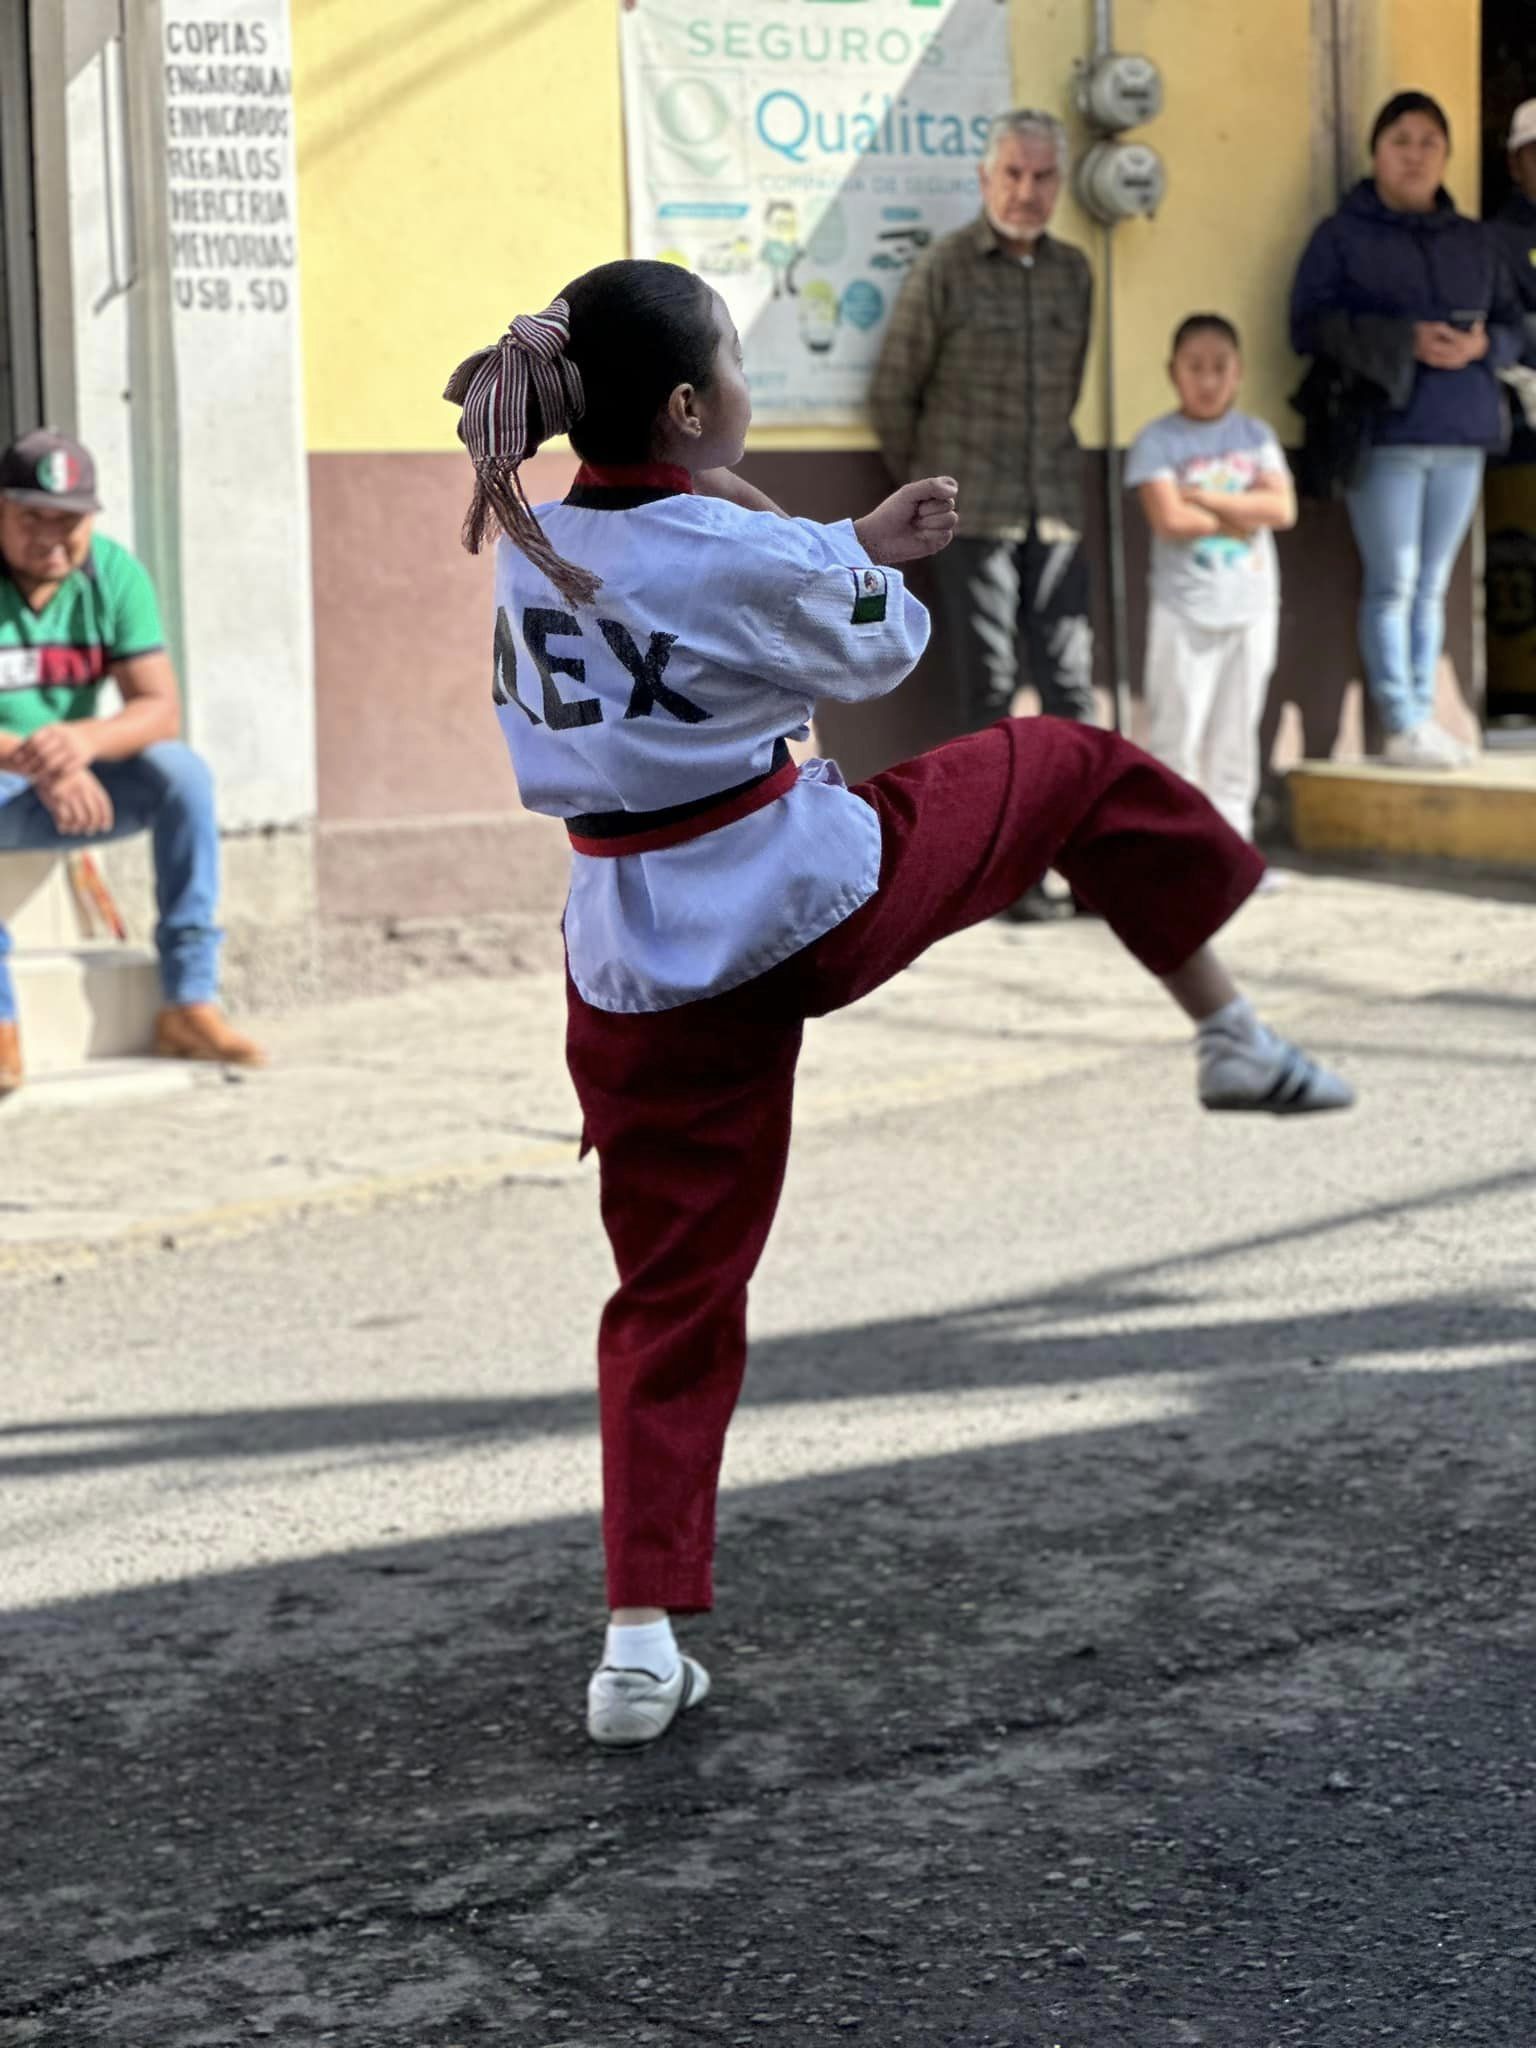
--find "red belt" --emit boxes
[566,750,798,858]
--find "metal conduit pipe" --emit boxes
[1091,0,1133,736]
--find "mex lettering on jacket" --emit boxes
[494,607,711,731]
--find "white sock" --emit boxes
[603,1617,679,1681]
[1196,994,1261,1045]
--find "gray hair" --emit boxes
[981,108,1069,172]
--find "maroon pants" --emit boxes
[565,718,1264,1611]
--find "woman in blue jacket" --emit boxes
[1291,91,1524,768]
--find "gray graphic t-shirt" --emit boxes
[1124,409,1288,629]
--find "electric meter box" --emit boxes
[1075,140,1166,224]
[1078,52,1163,133]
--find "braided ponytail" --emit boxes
[443,299,602,609]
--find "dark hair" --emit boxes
[442,259,723,604]
[562,260,720,465]
[1370,91,1451,152]
[1172,312,1240,356]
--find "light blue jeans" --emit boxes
[0,740,222,1022]
[1345,444,1485,736]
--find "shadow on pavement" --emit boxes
[3,1151,1531,1484]
[2,1242,1534,2046]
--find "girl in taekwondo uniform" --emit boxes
[443,260,1354,1750]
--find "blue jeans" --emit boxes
[1345,445,1485,736]
[0,740,223,1022]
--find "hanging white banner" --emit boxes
[621,0,1012,428]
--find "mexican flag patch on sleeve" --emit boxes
[849,567,888,624]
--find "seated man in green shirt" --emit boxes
[0,428,263,1094]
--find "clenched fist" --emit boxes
[854,477,960,566]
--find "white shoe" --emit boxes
[1428,720,1476,766]
[1199,1027,1355,1115]
[587,1654,711,1749]
[1382,723,1461,770]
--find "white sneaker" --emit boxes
[1199,1028,1355,1115]
[587,1654,711,1749]
[1382,723,1461,770]
[1428,721,1476,766]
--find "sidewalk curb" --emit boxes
[0,1039,1118,1279]
[0,1136,584,1281]
[0,990,1352,1283]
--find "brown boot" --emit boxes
[153,1002,267,1068]
[0,1020,22,1097]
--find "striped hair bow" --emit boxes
[451,301,586,466]
[443,299,601,606]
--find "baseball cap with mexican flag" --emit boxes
[0,427,102,514]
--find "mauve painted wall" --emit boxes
[308,449,1475,825]
[309,449,576,824]
[738,452,1476,785]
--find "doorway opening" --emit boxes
[0,0,40,447]
[1482,0,1536,731]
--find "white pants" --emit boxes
[1143,601,1279,841]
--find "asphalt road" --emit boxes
[2,883,1534,2047]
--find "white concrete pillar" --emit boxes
[30,0,316,834]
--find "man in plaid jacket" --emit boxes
[872,110,1098,919]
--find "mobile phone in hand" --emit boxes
[1447,310,1484,331]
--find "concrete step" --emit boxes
[0,850,93,947]
[11,945,161,1074]
[1,1057,198,1114]
[1287,754,1536,874]
[2,852,163,1073]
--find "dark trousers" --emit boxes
[929,529,1097,735]
[565,718,1263,1613]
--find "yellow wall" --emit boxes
[1069,0,1315,445]
[1366,0,1481,211]
[292,0,626,454]
[292,0,1480,457]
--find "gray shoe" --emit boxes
[1200,1030,1355,1115]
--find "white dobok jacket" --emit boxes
[492,489,930,1013]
